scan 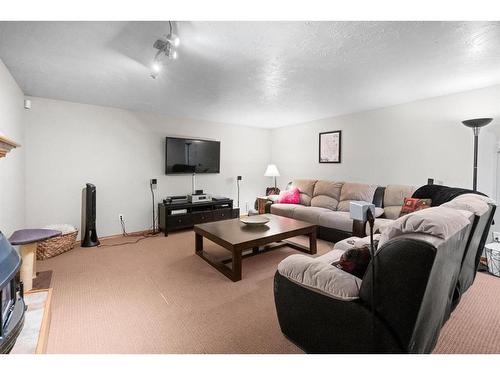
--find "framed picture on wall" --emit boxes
[319,130,341,163]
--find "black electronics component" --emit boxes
[164,195,189,204]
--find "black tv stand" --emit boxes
[158,198,239,236]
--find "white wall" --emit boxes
[24,97,271,237]
[19,82,500,239]
[0,59,25,237]
[271,85,500,199]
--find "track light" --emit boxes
[167,33,180,47]
[150,21,179,79]
[152,54,163,71]
[150,61,162,79]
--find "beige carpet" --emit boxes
[434,270,500,353]
[36,230,500,354]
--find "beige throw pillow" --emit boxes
[311,180,344,210]
[337,182,378,212]
[291,179,317,206]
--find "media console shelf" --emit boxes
[158,199,239,236]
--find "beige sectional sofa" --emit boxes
[268,179,416,242]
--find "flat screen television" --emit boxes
[165,137,220,174]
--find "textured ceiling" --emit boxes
[1,21,500,128]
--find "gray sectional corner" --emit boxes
[273,185,496,353]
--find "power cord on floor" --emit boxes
[120,216,129,236]
[120,215,158,236]
[97,216,161,248]
[97,233,160,248]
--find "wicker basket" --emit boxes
[37,225,78,260]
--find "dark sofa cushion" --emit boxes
[412,184,486,207]
[333,245,372,279]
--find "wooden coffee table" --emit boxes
[194,214,317,281]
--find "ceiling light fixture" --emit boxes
[167,34,180,48]
[150,21,180,79]
[150,60,162,79]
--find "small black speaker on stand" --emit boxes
[81,183,100,247]
[150,178,158,234]
[237,176,242,208]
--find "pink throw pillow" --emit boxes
[277,187,300,204]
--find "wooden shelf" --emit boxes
[0,134,20,158]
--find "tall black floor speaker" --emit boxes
[81,183,100,247]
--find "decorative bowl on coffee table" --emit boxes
[240,215,270,226]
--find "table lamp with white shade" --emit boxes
[264,164,281,195]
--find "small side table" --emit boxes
[9,229,61,291]
[256,196,271,214]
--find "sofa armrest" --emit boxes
[352,208,385,237]
[264,201,273,213]
[264,195,280,213]
[277,254,362,301]
[334,234,382,252]
[253,195,279,213]
[274,272,404,353]
[267,194,279,202]
[352,219,366,237]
